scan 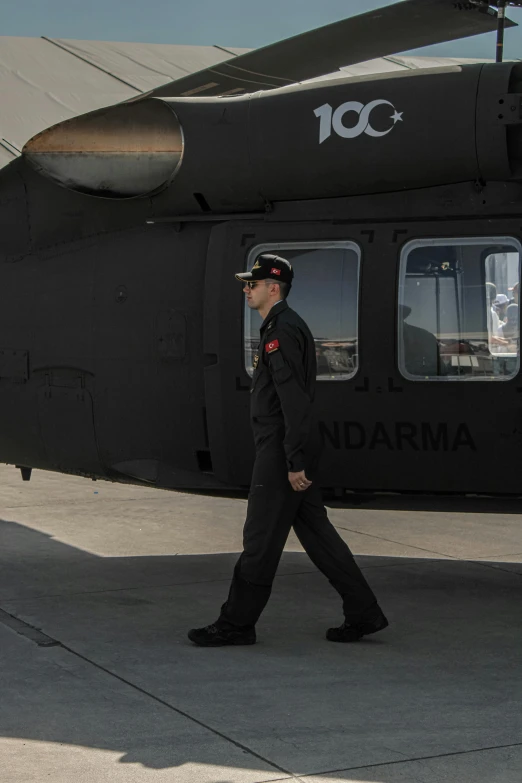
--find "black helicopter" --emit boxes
[2,0,522,496]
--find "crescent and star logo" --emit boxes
[313,100,403,144]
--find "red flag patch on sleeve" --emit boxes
[265,339,280,354]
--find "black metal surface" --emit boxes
[3,18,522,495]
[23,63,522,207]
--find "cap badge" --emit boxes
[252,260,261,270]
[265,339,280,354]
[271,268,281,276]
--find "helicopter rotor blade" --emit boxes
[138,0,516,100]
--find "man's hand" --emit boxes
[288,470,312,492]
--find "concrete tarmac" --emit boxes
[0,465,521,782]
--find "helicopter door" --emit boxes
[203,220,363,487]
[392,234,522,494]
[37,372,102,475]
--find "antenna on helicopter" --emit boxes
[495,1,522,63]
[476,0,522,63]
[468,1,521,63]
[496,0,507,61]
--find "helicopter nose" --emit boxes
[22,98,183,198]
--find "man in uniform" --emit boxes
[188,253,388,646]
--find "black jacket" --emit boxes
[250,300,317,472]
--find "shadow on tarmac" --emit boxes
[1,517,521,779]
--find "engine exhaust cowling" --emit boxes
[22,99,183,199]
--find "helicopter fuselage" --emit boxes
[2,62,522,495]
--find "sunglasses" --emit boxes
[245,281,261,290]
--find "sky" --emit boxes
[2,0,522,60]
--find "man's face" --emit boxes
[244,279,271,310]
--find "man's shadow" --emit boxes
[1,516,521,776]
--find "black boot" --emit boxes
[326,605,389,643]
[188,623,256,647]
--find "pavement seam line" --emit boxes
[4,604,520,781]
[0,496,189,510]
[0,608,309,781]
[336,525,522,577]
[0,493,248,510]
[0,608,59,647]
[257,778,297,783]
[3,575,244,603]
[468,560,522,578]
[4,570,322,604]
[297,740,522,778]
[2,555,462,605]
[61,642,301,779]
[21,630,299,780]
[334,524,462,560]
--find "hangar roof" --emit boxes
[0,35,496,171]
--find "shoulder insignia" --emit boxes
[253,354,259,369]
[267,319,275,331]
[265,339,280,354]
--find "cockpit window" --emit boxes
[398,237,521,381]
[244,242,360,381]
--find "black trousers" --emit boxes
[218,422,377,628]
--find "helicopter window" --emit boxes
[398,237,521,381]
[244,242,360,381]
